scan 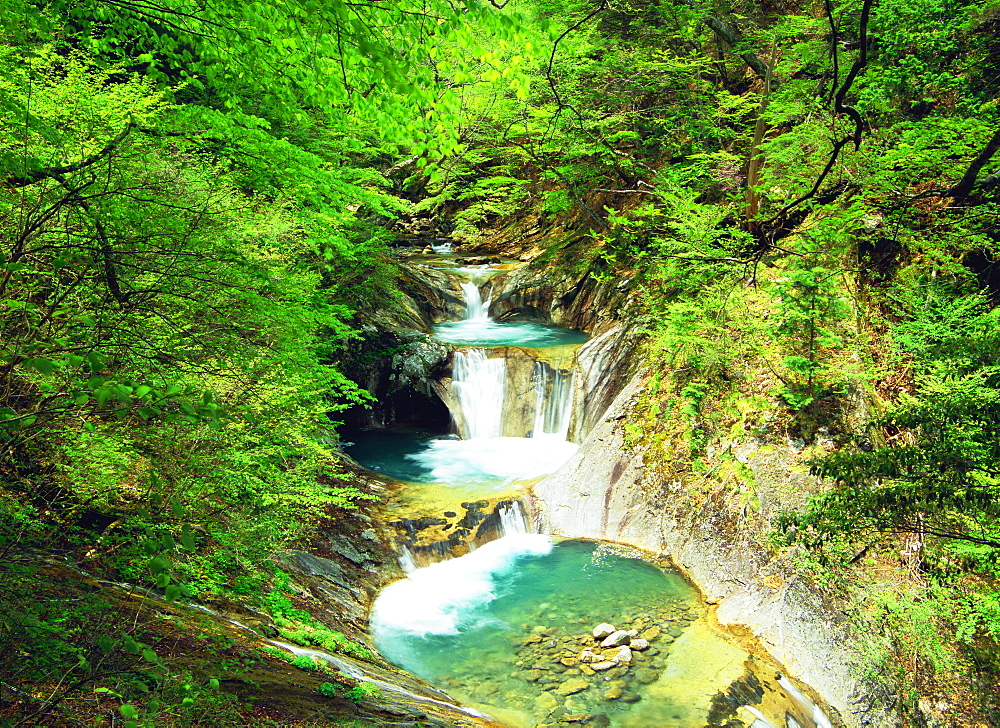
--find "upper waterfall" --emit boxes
[434,274,588,349]
[460,280,490,322]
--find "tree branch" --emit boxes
[677,0,770,79]
[948,127,1000,199]
[5,123,135,189]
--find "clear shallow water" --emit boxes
[371,538,725,727]
[345,429,578,489]
[434,319,590,348]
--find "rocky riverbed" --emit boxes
[432,599,697,727]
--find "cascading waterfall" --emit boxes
[497,500,527,536]
[460,280,490,321]
[447,279,507,440]
[412,278,578,485]
[398,546,418,574]
[531,363,574,440]
[365,260,839,728]
[451,349,505,439]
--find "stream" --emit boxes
[350,262,835,728]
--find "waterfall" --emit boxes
[451,350,505,439]
[531,363,574,440]
[398,546,418,574]
[497,501,528,536]
[446,281,507,440]
[460,281,489,321]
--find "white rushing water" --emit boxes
[460,280,490,321]
[451,349,505,439]
[497,500,527,536]
[370,533,554,655]
[405,435,579,486]
[398,546,418,574]
[531,362,574,440]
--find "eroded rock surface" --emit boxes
[531,371,901,727]
[483,261,636,336]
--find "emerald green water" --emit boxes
[433,319,590,348]
[344,428,443,483]
[371,538,733,727]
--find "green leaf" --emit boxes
[180,525,196,551]
[120,704,138,720]
[122,636,141,655]
[26,358,54,376]
[150,557,169,574]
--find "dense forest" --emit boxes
[1,0,999,725]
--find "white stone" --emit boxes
[613,646,632,664]
[592,622,616,640]
[628,639,650,651]
[600,630,631,648]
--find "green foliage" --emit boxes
[291,655,320,671]
[679,381,710,454]
[784,282,1000,554]
[766,217,854,409]
[318,681,341,698]
[345,682,383,705]
[279,625,377,663]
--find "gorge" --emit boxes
[337,255,859,728]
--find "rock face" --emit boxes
[482,260,636,336]
[340,325,452,432]
[338,264,465,432]
[530,371,901,728]
[387,498,527,566]
[567,325,642,441]
[394,264,468,329]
